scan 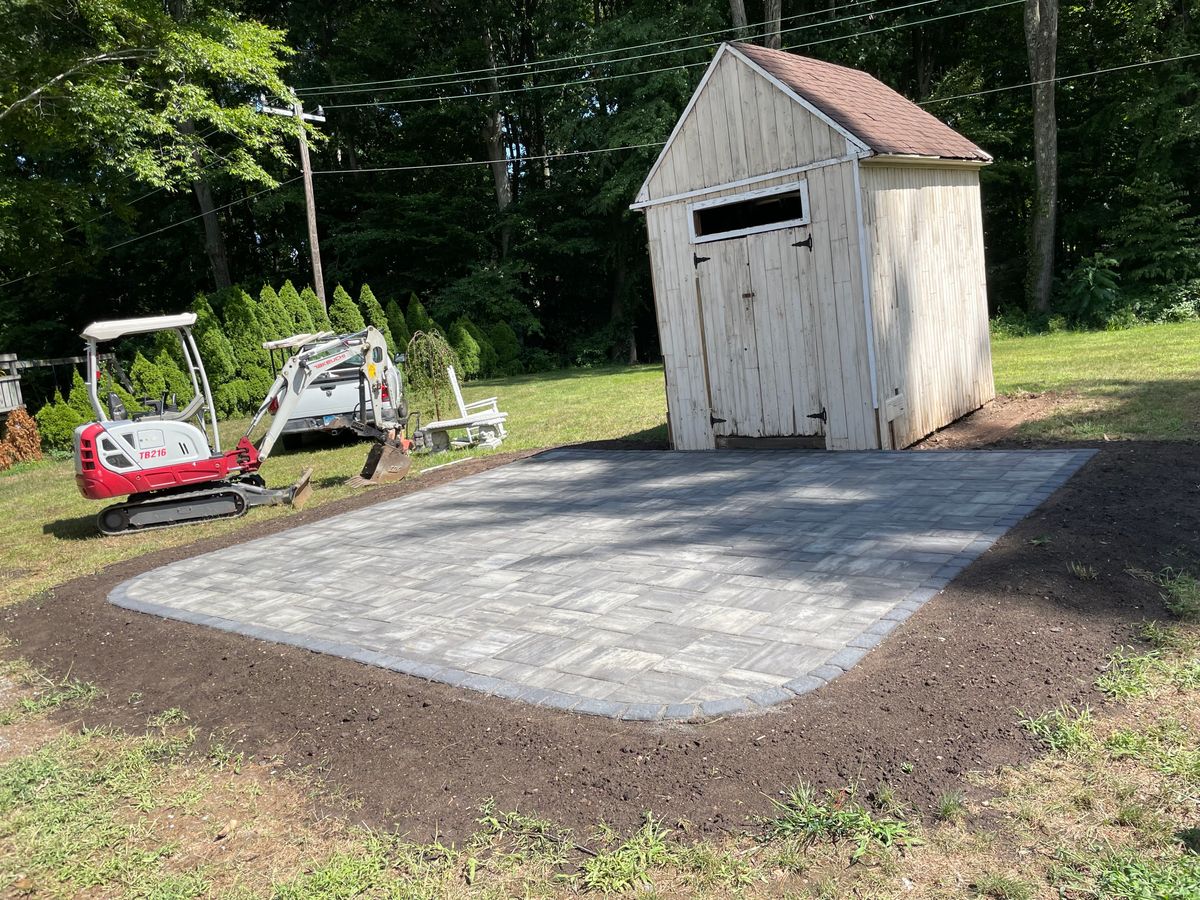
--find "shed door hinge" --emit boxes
[792,234,813,251]
[693,252,711,268]
[806,407,827,424]
[710,414,726,426]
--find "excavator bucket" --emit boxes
[353,439,412,486]
[289,467,314,508]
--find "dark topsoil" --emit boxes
[4,429,1199,842]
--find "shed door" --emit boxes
[694,240,764,438]
[747,228,827,439]
[695,234,826,441]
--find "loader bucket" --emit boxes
[289,467,314,508]
[354,440,412,486]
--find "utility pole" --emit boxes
[256,94,328,309]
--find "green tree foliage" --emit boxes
[357,284,395,354]
[1101,176,1200,294]
[385,298,411,351]
[278,280,315,334]
[193,296,244,417]
[0,0,296,306]
[448,318,482,378]
[462,320,498,378]
[302,287,333,333]
[328,285,366,333]
[34,391,86,451]
[220,289,274,408]
[488,323,522,376]
[406,297,442,338]
[5,0,1200,362]
[258,285,292,340]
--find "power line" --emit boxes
[921,50,1200,105]
[0,176,301,289]
[304,0,935,99]
[311,141,664,176]
[297,0,881,95]
[61,127,226,236]
[5,50,1194,291]
[324,0,1022,110]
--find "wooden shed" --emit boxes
[632,42,995,451]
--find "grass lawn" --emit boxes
[992,320,1200,441]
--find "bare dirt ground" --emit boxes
[3,401,1198,843]
[912,391,1071,449]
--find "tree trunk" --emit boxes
[764,0,782,49]
[482,29,513,258]
[1024,0,1058,312]
[178,120,231,290]
[190,173,233,290]
[729,0,748,38]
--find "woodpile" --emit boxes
[0,407,43,471]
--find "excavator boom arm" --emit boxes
[244,327,401,460]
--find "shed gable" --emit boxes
[636,47,859,207]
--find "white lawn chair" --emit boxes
[418,366,508,451]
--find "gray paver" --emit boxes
[109,448,1095,720]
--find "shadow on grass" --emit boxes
[43,515,97,541]
[1010,378,1200,443]
[568,424,669,449]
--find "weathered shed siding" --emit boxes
[860,163,995,447]
[641,52,851,204]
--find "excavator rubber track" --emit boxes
[97,468,312,535]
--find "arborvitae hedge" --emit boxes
[358,284,395,354]
[329,284,366,333]
[406,296,441,338]
[302,286,333,332]
[279,280,315,334]
[448,319,481,378]
[386,298,411,351]
[221,288,275,407]
[258,285,292,340]
[462,319,498,378]
[488,322,522,375]
[194,295,245,417]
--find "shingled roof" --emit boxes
[731,42,991,162]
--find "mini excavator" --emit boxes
[73,314,413,534]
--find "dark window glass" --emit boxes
[695,188,805,239]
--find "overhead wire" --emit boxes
[296,0,881,94]
[4,47,1195,290]
[303,0,936,99]
[322,0,1023,110]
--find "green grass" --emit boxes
[0,364,667,608]
[991,320,1200,440]
[762,783,916,863]
[1019,705,1097,754]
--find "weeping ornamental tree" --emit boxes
[405,331,458,421]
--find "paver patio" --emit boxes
[110,448,1094,720]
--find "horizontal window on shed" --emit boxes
[690,183,808,243]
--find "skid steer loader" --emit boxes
[73,314,413,534]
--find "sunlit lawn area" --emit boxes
[992,320,1200,441]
